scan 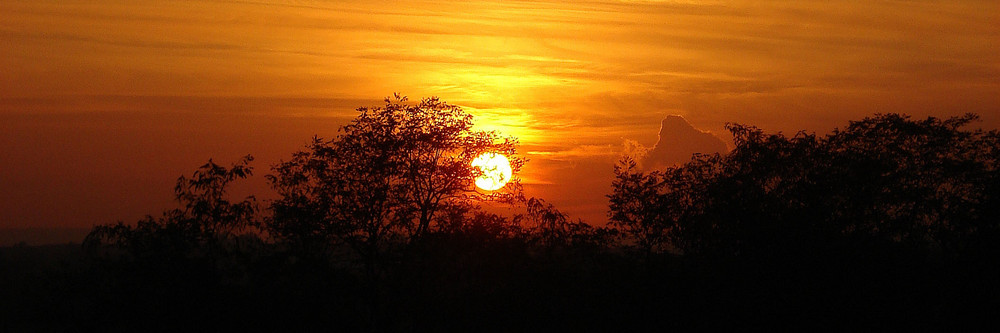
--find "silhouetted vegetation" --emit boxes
[4,108,1000,331]
[266,94,524,273]
[611,113,1000,259]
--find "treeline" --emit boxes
[4,104,1000,331]
[611,113,1000,260]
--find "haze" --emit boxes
[2,0,998,232]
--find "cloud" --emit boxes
[2,0,998,230]
[643,115,728,169]
[526,144,618,161]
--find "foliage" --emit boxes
[608,156,673,255]
[266,94,524,261]
[48,111,1000,331]
[84,155,258,259]
[609,113,1000,258]
[522,198,613,249]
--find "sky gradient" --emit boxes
[2,0,998,229]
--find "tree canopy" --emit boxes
[62,110,1000,331]
[84,156,258,259]
[266,94,524,259]
[610,113,1000,259]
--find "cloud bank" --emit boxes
[643,115,728,170]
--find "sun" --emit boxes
[471,152,513,191]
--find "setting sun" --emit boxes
[2,0,998,329]
[471,152,513,191]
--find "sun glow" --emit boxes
[471,152,513,191]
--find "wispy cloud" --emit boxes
[2,0,998,226]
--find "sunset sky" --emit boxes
[2,0,998,231]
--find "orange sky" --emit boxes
[2,0,999,229]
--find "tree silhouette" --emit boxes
[610,113,1000,259]
[608,157,673,256]
[84,155,258,259]
[267,94,524,263]
[43,110,1000,331]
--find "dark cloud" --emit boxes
[644,115,728,169]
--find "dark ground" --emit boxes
[2,240,998,332]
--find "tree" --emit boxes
[822,114,1000,254]
[84,155,258,259]
[609,113,1000,258]
[608,157,671,256]
[267,94,524,261]
[523,197,612,250]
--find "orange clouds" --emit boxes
[1,0,998,229]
